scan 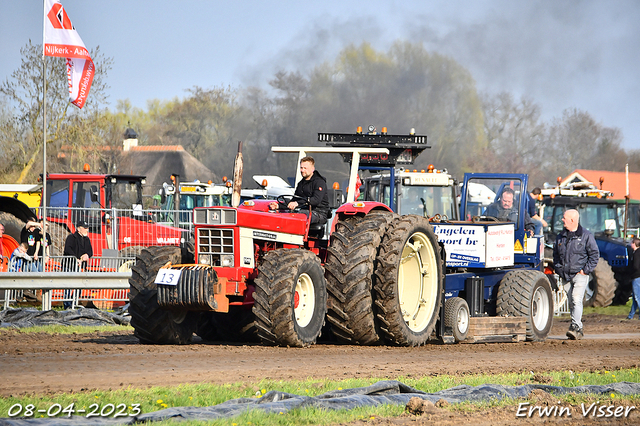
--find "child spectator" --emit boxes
[10,242,34,272]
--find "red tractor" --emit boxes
[127,134,443,347]
[1,166,188,262]
[42,168,188,259]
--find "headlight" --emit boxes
[221,254,234,267]
[198,255,211,265]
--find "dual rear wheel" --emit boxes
[326,214,444,346]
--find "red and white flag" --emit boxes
[43,0,94,109]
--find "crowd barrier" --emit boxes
[40,206,193,256]
[0,255,132,310]
[1,206,194,311]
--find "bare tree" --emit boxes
[474,92,546,182]
[0,40,112,183]
[540,108,625,182]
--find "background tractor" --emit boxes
[540,180,632,306]
[0,166,189,260]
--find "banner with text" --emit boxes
[432,223,514,268]
[44,0,94,108]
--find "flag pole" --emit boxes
[42,0,48,269]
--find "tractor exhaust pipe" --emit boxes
[231,141,243,208]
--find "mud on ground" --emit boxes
[1,313,639,425]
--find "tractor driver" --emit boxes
[484,187,519,222]
[484,187,535,235]
[269,156,330,225]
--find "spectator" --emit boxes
[627,237,640,320]
[528,188,548,236]
[63,220,93,309]
[9,242,33,272]
[20,218,42,265]
[553,209,600,339]
[34,221,52,272]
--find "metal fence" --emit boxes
[1,206,195,311]
[4,255,133,273]
[554,288,570,315]
[38,206,193,257]
[0,254,133,310]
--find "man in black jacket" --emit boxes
[553,209,600,340]
[270,156,329,225]
[63,220,93,308]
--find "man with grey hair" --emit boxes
[553,209,600,339]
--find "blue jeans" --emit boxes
[628,277,640,319]
[531,218,544,236]
[563,273,589,329]
[63,290,75,309]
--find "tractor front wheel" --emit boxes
[253,249,327,347]
[129,246,197,344]
[496,270,553,341]
[584,258,616,307]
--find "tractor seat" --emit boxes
[308,223,325,239]
[308,210,331,239]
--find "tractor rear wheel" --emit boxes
[444,297,470,343]
[252,249,327,347]
[129,246,198,344]
[374,215,443,346]
[44,221,70,258]
[496,270,553,341]
[584,258,616,307]
[0,212,25,244]
[325,211,395,345]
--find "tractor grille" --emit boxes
[157,265,218,310]
[194,208,237,225]
[198,228,234,255]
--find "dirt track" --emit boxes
[0,313,639,399]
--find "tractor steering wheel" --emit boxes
[276,194,308,211]
[472,215,501,223]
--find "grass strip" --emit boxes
[1,368,639,424]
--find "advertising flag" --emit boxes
[43,0,94,109]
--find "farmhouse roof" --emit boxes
[120,145,219,194]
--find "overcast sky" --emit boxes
[2,0,638,151]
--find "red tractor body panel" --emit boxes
[43,172,186,257]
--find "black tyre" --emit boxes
[119,245,146,259]
[0,212,25,243]
[612,273,632,305]
[374,215,443,346]
[444,297,470,343]
[496,270,553,341]
[252,249,327,347]
[129,246,198,344]
[584,258,616,307]
[325,211,395,345]
[44,221,70,257]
